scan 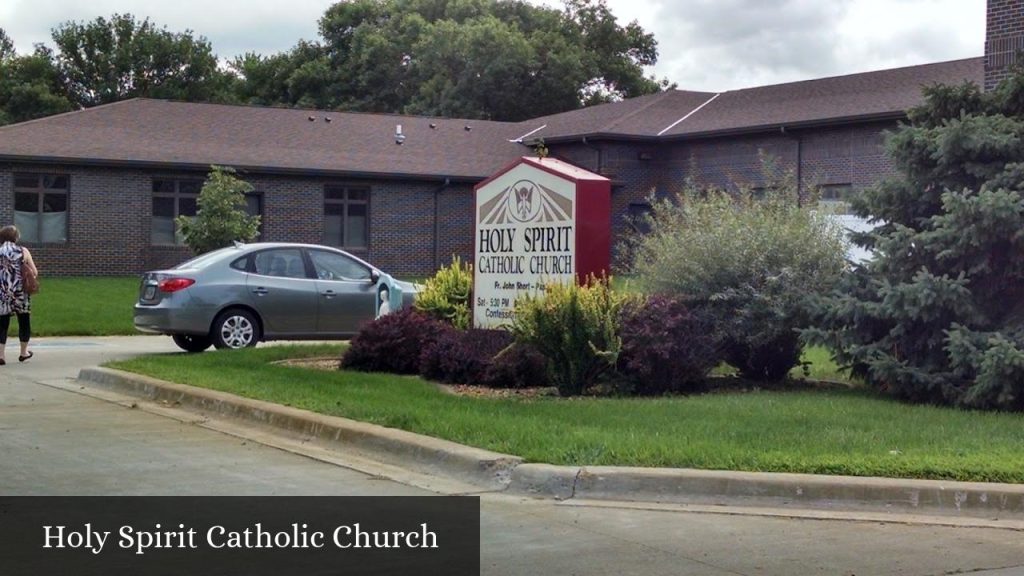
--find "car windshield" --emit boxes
[174,247,236,270]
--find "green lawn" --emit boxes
[108,344,1024,483]
[10,276,140,337]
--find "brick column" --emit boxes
[986,0,1024,90]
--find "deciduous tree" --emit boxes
[176,166,261,255]
[51,14,231,107]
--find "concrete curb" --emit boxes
[77,367,1024,521]
[77,367,521,491]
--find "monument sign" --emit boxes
[473,156,610,328]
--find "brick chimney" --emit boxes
[986,0,1024,90]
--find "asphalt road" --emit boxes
[3,336,1024,575]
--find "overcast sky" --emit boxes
[0,0,986,92]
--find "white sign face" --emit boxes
[473,164,576,328]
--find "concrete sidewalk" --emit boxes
[76,366,1024,528]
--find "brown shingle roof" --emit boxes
[0,99,528,180]
[0,58,985,178]
[517,57,983,142]
[510,89,717,140]
[662,57,984,137]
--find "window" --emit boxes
[817,183,854,215]
[324,185,369,250]
[627,202,653,234]
[309,249,371,281]
[252,248,308,279]
[245,192,264,240]
[14,173,69,243]
[152,179,201,245]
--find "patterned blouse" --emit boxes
[0,241,31,315]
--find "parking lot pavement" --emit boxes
[3,336,1024,575]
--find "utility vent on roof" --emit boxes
[395,124,405,145]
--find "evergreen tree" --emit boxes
[807,73,1024,410]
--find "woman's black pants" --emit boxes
[0,313,31,343]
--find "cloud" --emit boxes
[1,0,987,91]
[603,0,982,90]
[1,0,332,59]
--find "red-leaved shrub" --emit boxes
[482,342,549,389]
[341,309,451,374]
[618,295,720,394]
[419,329,548,389]
[419,329,513,384]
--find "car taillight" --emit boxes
[158,278,195,293]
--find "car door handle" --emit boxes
[251,287,268,296]
[321,290,336,299]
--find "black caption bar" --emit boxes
[0,496,479,576]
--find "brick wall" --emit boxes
[986,0,1024,90]
[1,119,900,278]
[545,121,898,267]
[0,164,470,278]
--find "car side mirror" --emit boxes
[370,269,381,284]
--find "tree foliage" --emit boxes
[0,43,75,126]
[176,166,261,255]
[807,72,1024,410]
[233,0,670,120]
[626,185,848,381]
[0,28,14,60]
[51,13,232,108]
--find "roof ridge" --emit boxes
[717,56,983,94]
[132,97,519,126]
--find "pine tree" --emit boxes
[807,73,1024,410]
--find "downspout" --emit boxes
[432,177,451,270]
[581,136,603,175]
[780,126,803,207]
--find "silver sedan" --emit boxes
[133,242,419,352]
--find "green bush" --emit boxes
[414,256,473,329]
[625,185,847,381]
[176,165,261,255]
[510,277,633,396]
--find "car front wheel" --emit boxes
[172,333,212,353]
[212,309,260,349]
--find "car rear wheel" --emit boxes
[212,309,260,349]
[172,334,212,353]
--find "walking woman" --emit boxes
[0,225,37,365]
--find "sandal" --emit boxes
[18,351,32,362]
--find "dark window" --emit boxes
[627,203,653,234]
[324,185,369,250]
[245,193,264,240]
[13,172,69,243]
[817,183,854,214]
[152,178,202,245]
